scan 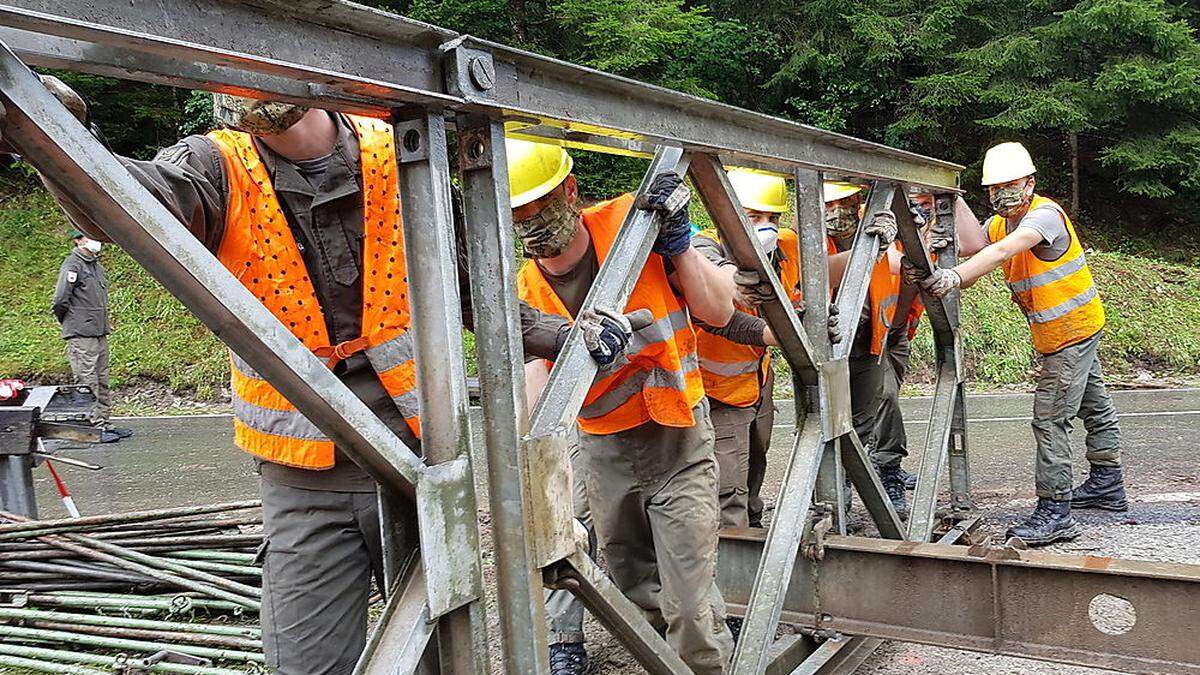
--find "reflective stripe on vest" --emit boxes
[518,193,704,434]
[209,115,418,469]
[694,228,801,407]
[986,195,1105,354]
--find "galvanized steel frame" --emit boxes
[1,3,1198,673]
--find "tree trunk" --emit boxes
[1068,131,1080,215]
[510,0,527,42]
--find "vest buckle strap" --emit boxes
[314,336,372,369]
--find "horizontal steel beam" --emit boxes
[0,0,962,189]
[718,531,1200,674]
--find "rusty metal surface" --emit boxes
[719,531,1200,674]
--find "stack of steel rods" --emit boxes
[0,502,264,673]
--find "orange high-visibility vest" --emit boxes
[695,228,800,407]
[518,194,704,434]
[828,236,898,357]
[986,195,1105,354]
[208,115,419,470]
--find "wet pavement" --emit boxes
[28,388,1200,674]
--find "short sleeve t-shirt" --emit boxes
[991,205,1072,261]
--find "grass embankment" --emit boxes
[1,189,1197,406]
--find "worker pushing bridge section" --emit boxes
[0,1,1198,674]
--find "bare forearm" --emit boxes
[827,251,849,289]
[954,229,1040,288]
[954,196,989,256]
[671,247,734,326]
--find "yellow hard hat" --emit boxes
[823,181,863,203]
[981,142,1036,185]
[506,138,574,208]
[728,169,787,213]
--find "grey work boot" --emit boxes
[549,642,588,675]
[1071,465,1128,512]
[1006,498,1081,546]
[899,467,917,491]
[878,466,910,520]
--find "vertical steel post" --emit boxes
[0,456,36,519]
[794,170,831,367]
[393,108,490,674]
[934,193,974,513]
[456,113,552,675]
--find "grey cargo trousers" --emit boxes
[871,334,911,469]
[580,399,734,674]
[259,477,385,675]
[710,368,775,529]
[66,335,111,425]
[1032,331,1122,499]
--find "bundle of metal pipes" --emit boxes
[0,501,264,672]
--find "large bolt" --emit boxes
[468,56,495,91]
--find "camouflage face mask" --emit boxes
[824,204,859,239]
[515,192,582,258]
[989,181,1032,217]
[212,94,309,136]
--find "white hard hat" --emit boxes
[981,142,1036,186]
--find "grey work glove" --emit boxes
[863,209,897,258]
[825,302,842,344]
[793,300,842,344]
[574,308,654,367]
[926,210,954,253]
[919,268,962,298]
[733,268,776,307]
[637,172,693,258]
[899,256,927,287]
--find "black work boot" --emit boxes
[1006,498,1081,546]
[899,467,917,491]
[549,642,588,675]
[1071,465,1128,511]
[878,466,910,520]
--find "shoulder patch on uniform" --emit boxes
[154,143,191,166]
[67,271,77,283]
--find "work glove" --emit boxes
[899,256,927,287]
[637,172,692,258]
[919,268,962,298]
[733,268,776,307]
[575,308,654,368]
[925,208,954,253]
[863,210,897,258]
[39,75,88,123]
[790,301,842,345]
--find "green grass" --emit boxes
[906,249,1200,386]
[2,188,1197,402]
[0,191,227,395]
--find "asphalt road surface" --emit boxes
[31,387,1200,674]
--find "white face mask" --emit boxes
[82,240,102,254]
[756,224,779,252]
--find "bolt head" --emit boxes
[468,56,495,91]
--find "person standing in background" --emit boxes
[53,230,131,443]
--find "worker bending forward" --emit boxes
[919,142,1125,545]
[38,81,633,673]
[691,170,798,529]
[509,139,737,674]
